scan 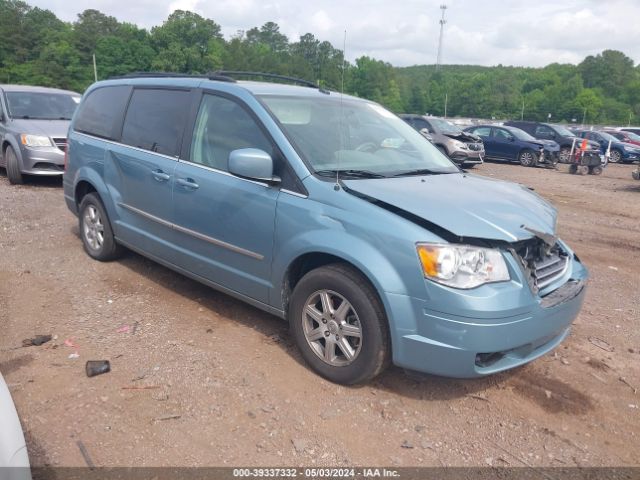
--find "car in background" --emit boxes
[605,129,640,148]
[0,372,31,480]
[573,129,640,164]
[621,127,640,136]
[400,114,484,168]
[0,85,81,184]
[505,120,600,162]
[464,124,559,167]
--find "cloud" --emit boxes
[27,0,640,67]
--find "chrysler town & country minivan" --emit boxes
[63,73,588,384]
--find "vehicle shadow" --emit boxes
[0,168,62,188]
[72,231,514,401]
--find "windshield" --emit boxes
[625,131,640,142]
[6,91,80,120]
[552,125,575,137]
[259,95,459,177]
[427,117,463,135]
[506,126,536,141]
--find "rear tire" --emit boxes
[5,146,24,185]
[577,165,589,175]
[289,264,390,385]
[78,192,123,261]
[589,166,603,175]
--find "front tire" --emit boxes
[78,193,123,261]
[518,149,537,167]
[5,146,24,185]
[289,264,390,385]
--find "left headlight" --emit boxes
[452,140,468,150]
[20,134,53,147]
[417,243,510,289]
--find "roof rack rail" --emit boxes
[108,72,236,83]
[213,71,329,93]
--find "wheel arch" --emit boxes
[282,252,387,322]
[1,137,22,165]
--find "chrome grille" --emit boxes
[515,240,569,292]
[52,138,67,152]
[532,250,569,289]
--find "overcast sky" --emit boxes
[29,0,640,68]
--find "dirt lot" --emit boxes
[0,162,639,469]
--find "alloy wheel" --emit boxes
[302,289,362,367]
[83,205,104,251]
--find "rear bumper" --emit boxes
[387,257,588,378]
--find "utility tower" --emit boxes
[436,4,447,71]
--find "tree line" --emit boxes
[1,0,639,125]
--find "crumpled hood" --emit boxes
[8,119,70,138]
[343,173,557,243]
[444,131,482,143]
[538,139,560,151]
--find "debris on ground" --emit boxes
[116,325,130,334]
[64,339,78,348]
[85,360,111,378]
[68,352,79,359]
[22,335,52,347]
[154,414,181,422]
[76,440,95,469]
[588,337,614,352]
[291,438,306,454]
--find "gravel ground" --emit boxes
[0,162,639,468]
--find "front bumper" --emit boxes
[449,149,484,165]
[19,145,65,176]
[387,253,588,378]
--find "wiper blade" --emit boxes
[392,168,455,177]
[315,169,387,179]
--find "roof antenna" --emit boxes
[335,29,347,191]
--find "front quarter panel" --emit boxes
[271,177,444,340]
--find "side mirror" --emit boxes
[228,148,280,184]
[508,136,515,142]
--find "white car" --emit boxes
[0,372,31,480]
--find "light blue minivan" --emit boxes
[63,73,588,384]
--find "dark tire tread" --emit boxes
[289,263,391,385]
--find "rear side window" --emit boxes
[121,88,191,157]
[472,127,491,137]
[74,86,131,140]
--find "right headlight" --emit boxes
[417,243,510,289]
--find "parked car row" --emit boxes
[398,114,484,168]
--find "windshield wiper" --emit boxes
[315,169,388,179]
[392,168,457,177]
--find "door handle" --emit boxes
[176,177,199,190]
[151,169,171,182]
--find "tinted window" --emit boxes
[190,94,273,171]
[413,119,432,132]
[494,128,512,140]
[121,88,191,156]
[74,86,131,140]
[472,127,491,137]
[535,125,554,138]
